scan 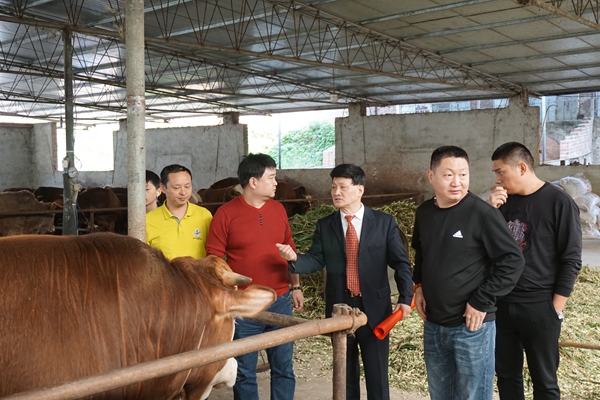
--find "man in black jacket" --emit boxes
[489,142,582,400]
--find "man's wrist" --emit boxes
[290,285,302,291]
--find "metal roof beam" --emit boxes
[0,1,531,97]
[403,14,557,41]
[156,0,530,94]
[438,30,600,55]
[515,0,600,26]
[493,61,600,78]
[469,47,600,67]
[359,0,497,25]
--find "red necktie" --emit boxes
[345,215,360,295]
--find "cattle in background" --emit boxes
[2,187,34,193]
[275,181,313,218]
[0,233,275,399]
[108,186,128,235]
[198,184,243,215]
[77,187,122,233]
[33,186,64,204]
[0,190,56,236]
[32,186,65,229]
[198,177,313,217]
[293,185,314,215]
[209,177,240,189]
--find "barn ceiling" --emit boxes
[0,0,599,124]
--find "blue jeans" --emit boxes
[424,320,496,400]
[233,291,295,400]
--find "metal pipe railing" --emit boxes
[1,304,366,400]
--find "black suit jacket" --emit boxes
[291,206,413,329]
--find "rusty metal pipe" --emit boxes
[559,341,600,350]
[251,311,313,327]
[1,307,366,400]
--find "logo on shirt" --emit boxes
[507,219,528,251]
[193,228,202,240]
[452,230,463,238]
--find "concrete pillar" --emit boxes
[348,102,367,118]
[62,28,80,236]
[222,112,240,125]
[126,0,146,241]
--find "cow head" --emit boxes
[170,255,275,399]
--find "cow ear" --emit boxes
[218,285,276,319]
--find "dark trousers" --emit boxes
[345,295,390,400]
[495,300,562,400]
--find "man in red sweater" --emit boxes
[206,153,303,400]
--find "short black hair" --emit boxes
[491,142,535,169]
[237,153,277,188]
[330,163,366,186]
[160,164,192,186]
[146,170,160,189]
[430,146,469,170]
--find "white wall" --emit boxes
[334,96,540,199]
[0,119,247,191]
[5,97,600,200]
[113,119,247,190]
[0,123,33,189]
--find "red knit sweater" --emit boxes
[206,196,296,296]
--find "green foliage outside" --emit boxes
[248,127,277,155]
[267,122,334,169]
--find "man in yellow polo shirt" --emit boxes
[146,164,212,259]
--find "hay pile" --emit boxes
[291,202,600,398]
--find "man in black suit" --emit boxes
[277,163,413,400]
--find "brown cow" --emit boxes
[274,181,312,218]
[32,186,66,229]
[209,177,240,189]
[198,184,243,215]
[33,186,64,203]
[0,233,276,399]
[78,187,122,233]
[2,187,34,192]
[107,186,129,234]
[0,190,56,236]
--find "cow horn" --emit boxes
[221,269,252,286]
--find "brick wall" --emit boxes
[559,118,594,161]
[322,145,335,167]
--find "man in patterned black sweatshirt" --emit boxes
[489,142,582,400]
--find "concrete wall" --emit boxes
[113,119,247,190]
[331,97,540,199]
[5,97,600,200]
[0,123,33,189]
[0,119,247,192]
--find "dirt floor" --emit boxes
[207,340,429,400]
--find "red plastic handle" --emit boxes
[374,296,416,340]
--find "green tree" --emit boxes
[268,122,334,168]
[248,127,278,155]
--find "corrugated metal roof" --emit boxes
[0,0,598,124]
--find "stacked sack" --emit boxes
[557,172,600,238]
